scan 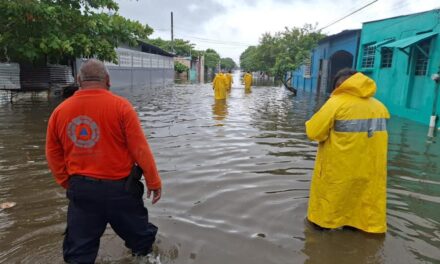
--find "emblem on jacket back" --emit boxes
[67,116,100,148]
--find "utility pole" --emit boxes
[171,11,174,54]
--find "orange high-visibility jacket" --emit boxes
[46,88,162,190]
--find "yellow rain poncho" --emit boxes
[305,73,390,233]
[213,73,227,100]
[225,73,233,92]
[243,73,252,91]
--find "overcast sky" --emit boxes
[116,0,440,64]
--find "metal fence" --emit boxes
[19,64,74,91]
[97,47,174,95]
[0,63,20,90]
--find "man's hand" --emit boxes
[147,188,161,204]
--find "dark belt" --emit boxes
[71,175,127,183]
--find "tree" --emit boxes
[220,57,236,71]
[191,49,204,61]
[0,0,153,63]
[239,46,258,72]
[204,49,221,70]
[239,24,325,84]
[174,61,189,73]
[148,38,195,57]
[147,38,169,53]
[254,33,281,74]
[272,25,324,81]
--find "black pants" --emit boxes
[63,176,157,264]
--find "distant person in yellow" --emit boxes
[243,71,252,92]
[305,69,389,234]
[212,71,227,100]
[225,70,233,92]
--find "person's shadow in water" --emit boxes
[302,221,386,264]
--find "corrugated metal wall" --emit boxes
[20,64,74,91]
[94,47,174,96]
[0,63,21,90]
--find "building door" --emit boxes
[328,50,354,93]
[318,59,328,94]
[407,40,431,110]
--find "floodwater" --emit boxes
[0,72,440,264]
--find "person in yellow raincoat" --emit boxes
[243,71,252,91]
[212,71,227,100]
[225,70,233,92]
[305,69,390,234]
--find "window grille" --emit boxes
[380,48,393,68]
[361,44,375,68]
[303,58,312,78]
[414,40,430,76]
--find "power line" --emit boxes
[154,28,170,32]
[166,24,255,46]
[319,0,379,31]
[151,27,254,47]
[177,33,254,46]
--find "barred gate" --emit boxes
[0,63,20,90]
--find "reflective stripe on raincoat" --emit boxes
[305,72,390,233]
[213,73,228,100]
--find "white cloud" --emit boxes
[116,0,440,64]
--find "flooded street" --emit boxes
[0,74,440,263]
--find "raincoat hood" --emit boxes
[331,72,376,98]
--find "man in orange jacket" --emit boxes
[46,59,162,263]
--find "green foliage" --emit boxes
[239,24,325,80]
[204,49,221,70]
[191,49,204,61]
[240,46,258,72]
[148,38,195,57]
[0,0,153,63]
[174,61,189,73]
[220,57,236,71]
[146,38,169,52]
[148,38,223,71]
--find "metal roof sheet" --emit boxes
[369,38,395,48]
[383,32,437,49]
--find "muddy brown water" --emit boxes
[0,77,439,263]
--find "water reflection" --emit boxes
[212,99,228,123]
[302,223,385,264]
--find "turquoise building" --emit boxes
[357,9,440,126]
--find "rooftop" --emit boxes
[363,8,440,24]
[318,29,361,44]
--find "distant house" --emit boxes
[356,9,440,125]
[291,29,361,94]
[174,55,205,84]
[174,56,191,82]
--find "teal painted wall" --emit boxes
[356,9,440,126]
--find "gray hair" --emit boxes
[78,59,109,82]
